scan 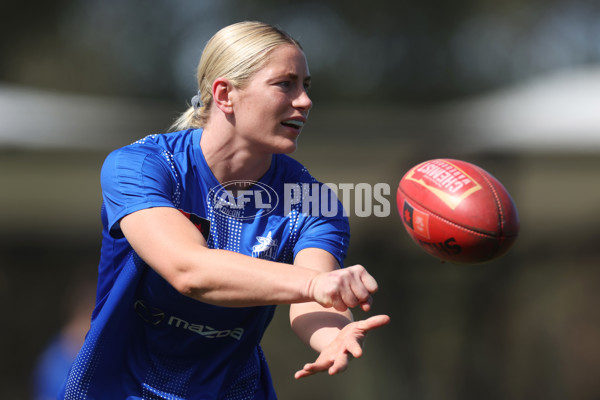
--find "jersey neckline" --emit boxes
[191,129,279,195]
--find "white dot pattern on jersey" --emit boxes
[281,207,301,264]
[280,171,317,264]
[206,193,243,252]
[129,135,182,208]
[131,134,158,146]
[63,329,102,399]
[64,252,141,399]
[223,347,270,400]
[141,353,193,399]
[159,149,182,208]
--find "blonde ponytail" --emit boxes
[169,105,208,132]
[170,21,301,132]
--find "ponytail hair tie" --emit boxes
[191,90,204,111]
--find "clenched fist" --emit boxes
[307,265,379,312]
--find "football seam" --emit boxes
[477,168,506,235]
[426,207,497,239]
[399,188,498,239]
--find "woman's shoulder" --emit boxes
[128,129,196,153]
[105,129,196,163]
[275,154,318,184]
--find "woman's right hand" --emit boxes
[307,265,379,312]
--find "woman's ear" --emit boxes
[212,78,234,114]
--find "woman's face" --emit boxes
[231,44,312,154]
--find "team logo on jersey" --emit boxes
[252,231,278,260]
[134,299,165,325]
[134,299,244,340]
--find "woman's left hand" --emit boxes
[294,314,390,379]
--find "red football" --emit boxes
[396,158,519,264]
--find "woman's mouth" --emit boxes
[281,119,305,130]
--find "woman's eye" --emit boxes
[278,81,291,88]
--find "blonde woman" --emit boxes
[61,21,389,399]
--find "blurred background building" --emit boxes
[1,0,599,399]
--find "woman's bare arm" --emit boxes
[289,248,390,378]
[119,207,377,309]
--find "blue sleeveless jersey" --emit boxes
[60,129,350,399]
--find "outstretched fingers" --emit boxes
[294,352,351,379]
[294,358,329,379]
[358,314,391,332]
[294,315,391,380]
[328,351,351,375]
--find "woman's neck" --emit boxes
[200,126,272,186]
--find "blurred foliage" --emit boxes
[1,0,599,102]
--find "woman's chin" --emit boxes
[271,138,299,154]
